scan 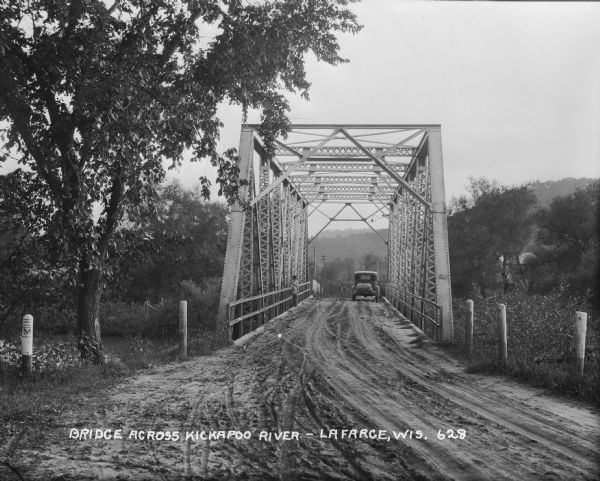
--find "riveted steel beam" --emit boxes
[220,124,453,344]
[274,145,417,157]
[246,123,441,129]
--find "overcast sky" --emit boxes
[3,2,598,236]
[174,0,600,217]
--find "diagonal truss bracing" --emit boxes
[218,124,453,342]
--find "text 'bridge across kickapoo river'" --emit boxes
[218,124,454,343]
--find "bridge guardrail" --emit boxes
[384,283,440,341]
[227,282,311,340]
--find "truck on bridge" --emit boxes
[351,271,380,302]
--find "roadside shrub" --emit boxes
[0,336,82,376]
[101,278,220,338]
[122,336,177,368]
[0,304,76,338]
[180,278,220,334]
[101,301,149,337]
[452,288,600,405]
[188,329,223,356]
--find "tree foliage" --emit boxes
[112,180,229,303]
[319,257,355,284]
[531,183,599,305]
[448,178,537,297]
[361,252,381,272]
[449,177,599,304]
[0,173,74,334]
[0,0,360,360]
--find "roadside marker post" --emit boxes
[497,304,507,365]
[179,301,188,360]
[21,314,33,376]
[465,299,474,358]
[571,311,587,376]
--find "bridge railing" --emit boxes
[384,283,440,341]
[227,282,311,340]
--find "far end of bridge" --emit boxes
[217,124,453,344]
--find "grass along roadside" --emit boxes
[449,290,600,407]
[0,358,128,479]
[0,330,224,452]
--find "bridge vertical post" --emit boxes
[427,127,454,343]
[218,127,255,339]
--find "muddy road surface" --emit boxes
[3,299,599,480]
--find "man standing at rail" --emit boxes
[292,275,299,306]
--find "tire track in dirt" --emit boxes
[302,299,600,481]
[354,303,597,447]
[7,298,599,480]
[345,303,592,480]
[305,301,491,481]
[361,303,600,463]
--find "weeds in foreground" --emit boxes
[451,289,600,406]
[0,329,224,427]
[466,358,600,405]
[0,361,127,423]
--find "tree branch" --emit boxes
[0,76,63,198]
[106,0,121,15]
[159,9,204,66]
[0,225,33,271]
[98,161,125,255]
[63,0,84,44]
[2,36,80,208]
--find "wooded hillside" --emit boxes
[311,177,598,265]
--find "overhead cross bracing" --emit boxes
[218,124,453,343]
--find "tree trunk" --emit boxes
[501,253,510,295]
[77,264,105,364]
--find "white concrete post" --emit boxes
[497,304,507,364]
[21,314,33,375]
[179,301,188,360]
[465,299,474,358]
[571,312,587,376]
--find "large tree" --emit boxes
[0,0,360,361]
[533,183,599,303]
[449,179,537,297]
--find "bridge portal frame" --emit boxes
[218,124,453,343]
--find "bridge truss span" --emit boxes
[218,124,453,342]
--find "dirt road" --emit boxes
[4,299,599,480]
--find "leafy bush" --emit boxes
[101,301,149,337]
[0,294,76,338]
[180,278,220,333]
[120,336,178,368]
[101,278,220,338]
[188,330,223,356]
[0,336,82,375]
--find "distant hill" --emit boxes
[311,228,388,266]
[528,177,597,207]
[309,177,598,266]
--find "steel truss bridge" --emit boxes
[218,124,453,343]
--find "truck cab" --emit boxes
[352,271,379,302]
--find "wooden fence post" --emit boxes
[179,301,188,360]
[497,304,507,365]
[21,314,33,376]
[465,299,474,358]
[571,311,587,376]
